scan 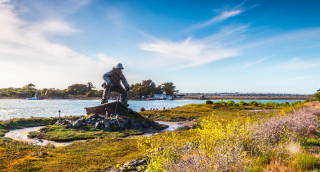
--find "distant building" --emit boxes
[154,91,167,99]
[318,88,320,93]
[176,94,185,98]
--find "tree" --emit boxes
[27,83,36,88]
[87,82,95,91]
[41,88,48,96]
[315,92,320,101]
[161,82,178,95]
[67,84,88,95]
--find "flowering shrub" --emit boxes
[138,103,320,171]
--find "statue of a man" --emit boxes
[101,63,130,106]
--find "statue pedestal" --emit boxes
[84,102,128,115]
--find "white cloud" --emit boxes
[139,37,239,68]
[32,20,77,34]
[186,9,243,32]
[0,0,119,89]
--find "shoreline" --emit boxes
[0,97,312,100]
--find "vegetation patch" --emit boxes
[1,101,320,171]
[139,101,287,122]
[28,125,144,142]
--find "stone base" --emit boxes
[84,101,128,116]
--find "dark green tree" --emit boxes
[315,92,320,101]
[161,82,178,95]
[67,84,88,95]
[87,82,95,91]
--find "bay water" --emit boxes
[0,99,301,120]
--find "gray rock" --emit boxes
[73,119,82,128]
[85,118,90,123]
[91,128,96,131]
[104,127,112,131]
[130,119,143,130]
[107,170,119,172]
[90,119,97,125]
[95,121,101,129]
[141,121,149,128]
[123,159,146,168]
[104,119,110,127]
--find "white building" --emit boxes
[154,91,167,99]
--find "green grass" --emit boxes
[27,112,167,141]
[0,137,143,171]
[301,137,320,147]
[0,102,313,171]
[139,103,279,122]
[0,116,82,140]
[28,124,144,141]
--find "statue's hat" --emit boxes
[114,63,124,69]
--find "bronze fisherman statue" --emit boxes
[101,63,130,106]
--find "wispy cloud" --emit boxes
[244,57,270,68]
[185,3,259,33]
[186,9,243,33]
[139,37,239,69]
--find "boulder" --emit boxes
[141,121,149,128]
[107,170,119,172]
[94,121,101,129]
[130,119,143,130]
[67,123,73,128]
[73,119,82,128]
[104,127,112,131]
[123,159,146,168]
[104,119,110,127]
[90,118,97,125]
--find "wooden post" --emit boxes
[58,110,61,121]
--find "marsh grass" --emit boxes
[0,137,143,171]
[138,102,320,171]
[139,103,280,122]
[28,124,144,141]
[1,101,319,171]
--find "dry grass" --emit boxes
[138,103,320,172]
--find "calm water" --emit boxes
[0,99,301,120]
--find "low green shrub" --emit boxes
[294,154,318,170]
[205,100,213,104]
[226,100,235,106]
[239,100,246,106]
[315,93,320,101]
[140,107,146,111]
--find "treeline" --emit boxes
[0,80,179,98]
[0,82,102,98]
[129,80,178,97]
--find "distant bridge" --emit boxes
[181,92,311,98]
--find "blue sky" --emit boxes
[0,0,320,94]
